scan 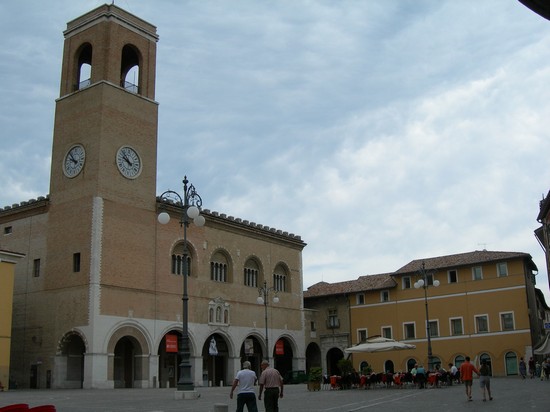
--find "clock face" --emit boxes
[116,146,142,179]
[63,144,86,178]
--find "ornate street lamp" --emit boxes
[158,176,205,393]
[257,280,279,361]
[414,261,440,371]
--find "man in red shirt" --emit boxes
[459,356,480,401]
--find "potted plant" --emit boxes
[307,366,323,391]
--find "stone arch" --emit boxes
[106,324,151,388]
[272,335,296,379]
[202,332,234,387]
[55,330,87,388]
[305,342,322,373]
[239,334,264,376]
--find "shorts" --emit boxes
[463,379,472,387]
[479,375,490,389]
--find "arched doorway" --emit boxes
[202,333,229,386]
[326,348,344,376]
[384,360,394,373]
[454,355,465,369]
[56,332,86,388]
[505,351,518,375]
[240,335,263,376]
[480,353,492,376]
[113,336,143,388]
[158,331,182,388]
[273,337,294,380]
[406,358,417,372]
[306,342,322,374]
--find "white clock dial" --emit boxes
[116,146,142,179]
[63,144,86,178]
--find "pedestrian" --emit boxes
[258,360,284,412]
[448,362,459,385]
[479,359,493,402]
[519,357,527,379]
[459,356,480,401]
[529,357,535,379]
[230,361,258,412]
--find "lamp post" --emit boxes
[158,176,205,393]
[414,261,440,371]
[257,280,279,361]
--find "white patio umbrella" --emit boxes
[344,336,416,353]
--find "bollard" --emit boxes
[213,403,228,412]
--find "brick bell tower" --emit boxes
[41,5,159,388]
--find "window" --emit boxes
[357,294,365,305]
[475,315,489,333]
[171,242,192,276]
[404,322,415,339]
[497,262,508,277]
[426,273,435,286]
[472,266,483,280]
[327,309,340,329]
[311,321,316,332]
[210,251,228,282]
[450,318,463,336]
[500,312,514,331]
[358,329,368,343]
[244,259,259,287]
[273,273,286,292]
[381,290,390,302]
[73,253,81,273]
[402,276,411,289]
[33,259,41,278]
[211,262,227,282]
[448,269,458,283]
[428,320,439,337]
[273,265,288,292]
[3,226,12,235]
[381,326,392,339]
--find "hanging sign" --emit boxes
[166,334,178,353]
[275,339,284,355]
[245,338,254,355]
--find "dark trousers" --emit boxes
[236,392,258,412]
[264,387,280,412]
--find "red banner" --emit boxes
[166,334,178,353]
[275,339,284,355]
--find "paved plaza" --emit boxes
[1,377,548,412]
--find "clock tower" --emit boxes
[44,5,159,388]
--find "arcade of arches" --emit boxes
[53,328,298,389]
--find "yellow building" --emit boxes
[0,249,25,391]
[305,250,544,377]
[0,5,305,390]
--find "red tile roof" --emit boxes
[304,273,396,298]
[393,250,534,275]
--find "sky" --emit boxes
[1,1,550,297]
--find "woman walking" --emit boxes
[479,360,493,402]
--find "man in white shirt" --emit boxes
[230,361,258,412]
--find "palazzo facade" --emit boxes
[0,5,306,390]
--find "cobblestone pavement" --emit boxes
[0,377,548,411]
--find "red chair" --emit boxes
[0,405,29,412]
[29,407,56,412]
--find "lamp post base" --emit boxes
[174,389,200,400]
